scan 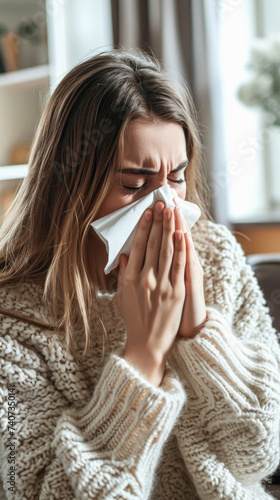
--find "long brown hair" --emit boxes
[0,48,210,359]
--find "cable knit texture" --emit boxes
[0,220,280,499]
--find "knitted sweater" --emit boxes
[0,220,280,500]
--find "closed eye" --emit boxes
[169,179,185,184]
[123,185,144,193]
[123,178,185,193]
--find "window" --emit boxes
[221,0,280,222]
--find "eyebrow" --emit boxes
[118,159,189,175]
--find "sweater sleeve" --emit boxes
[168,223,280,499]
[0,329,186,500]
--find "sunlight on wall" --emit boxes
[258,0,280,208]
[47,0,113,88]
[221,0,267,220]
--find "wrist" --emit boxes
[187,310,209,338]
[178,310,209,339]
[123,348,166,387]
[186,311,209,339]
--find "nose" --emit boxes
[153,177,168,190]
[155,180,167,189]
[143,179,168,200]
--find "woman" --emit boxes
[0,48,279,500]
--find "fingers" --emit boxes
[157,205,175,278]
[118,254,128,289]
[174,203,189,234]
[142,201,165,273]
[170,229,186,288]
[184,230,204,289]
[117,254,127,310]
[173,202,199,269]
[124,200,187,287]
[125,208,154,276]
[184,231,195,267]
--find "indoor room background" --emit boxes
[0,0,280,253]
[0,0,280,498]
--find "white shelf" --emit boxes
[230,210,280,225]
[0,65,49,89]
[0,165,28,180]
[0,0,37,4]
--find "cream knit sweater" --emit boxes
[0,220,280,500]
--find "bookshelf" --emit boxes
[0,0,49,215]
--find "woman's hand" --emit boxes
[173,204,207,338]
[117,201,186,386]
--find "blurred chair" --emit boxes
[246,253,280,490]
[246,253,280,334]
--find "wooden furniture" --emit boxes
[246,253,280,487]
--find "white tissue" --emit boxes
[91,184,201,274]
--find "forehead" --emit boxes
[122,119,186,164]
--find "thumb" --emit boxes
[117,254,128,290]
[119,253,128,271]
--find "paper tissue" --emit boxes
[91,184,201,274]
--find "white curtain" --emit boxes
[47,0,229,225]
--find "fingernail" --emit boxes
[155,202,164,214]
[145,209,153,221]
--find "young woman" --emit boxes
[0,48,279,500]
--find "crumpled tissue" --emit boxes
[91,184,201,274]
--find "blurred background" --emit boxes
[0,3,280,496]
[0,0,280,255]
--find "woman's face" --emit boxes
[94,119,188,220]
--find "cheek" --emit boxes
[176,184,187,200]
[93,189,131,220]
[95,200,114,219]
